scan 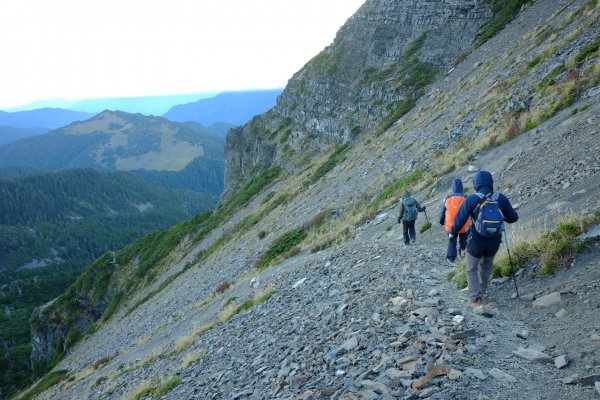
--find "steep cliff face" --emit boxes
[223,0,493,199]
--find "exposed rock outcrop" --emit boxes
[223,0,493,199]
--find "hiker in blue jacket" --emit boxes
[449,171,518,308]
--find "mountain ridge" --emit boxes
[0,110,225,196]
[162,89,282,126]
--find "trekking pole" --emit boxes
[502,228,520,298]
[423,209,432,236]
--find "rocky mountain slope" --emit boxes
[17,0,600,399]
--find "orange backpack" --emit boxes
[444,195,471,233]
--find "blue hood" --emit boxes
[473,170,494,192]
[452,178,463,194]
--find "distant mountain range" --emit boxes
[162,89,282,126]
[5,93,219,115]
[0,90,281,145]
[0,108,93,129]
[0,110,226,195]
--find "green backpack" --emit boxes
[403,200,418,221]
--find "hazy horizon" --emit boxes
[1,0,366,110]
[2,87,284,115]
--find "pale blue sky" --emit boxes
[0,0,365,109]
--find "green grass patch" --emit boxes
[492,212,600,276]
[370,170,424,211]
[306,45,344,75]
[447,262,467,289]
[311,144,352,183]
[153,376,182,398]
[574,34,600,66]
[223,297,237,308]
[377,98,417,135]
[538,64,566,91]
[254,228,307,270]
[18,370,69,400]
[475,0,531,48]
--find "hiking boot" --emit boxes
[447,259,456,267]
[466,298,483,308]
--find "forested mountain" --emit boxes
[0,125,49,145]
[162,89,281,126]
[0,168,214,395]
[0,110,226,195]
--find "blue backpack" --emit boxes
[473,192,504,237]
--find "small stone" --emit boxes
[390,296,408,307]
[428,365,451,377]
[516,330,529,340]
[292,277,307,289]
[473,305,498,317]
[428,288,440,297]
[361,380,391,394]
[591,333,600,341]
[337,303,348,313]
[452,315,465,325]
[579,374,600,386]
[561,374,578,384]
[554,355,569,369]
[419,387,439,398]
[468,165,479,172]
[450,329,477,340]
[293,391,315,400]
[336,370,346,377]
[488,368,516,384]
[412,307,439,318]
[448,369,463,380]
[555,308,568,319]
[341,337,359,352]
[512,347,553,363]
[532,292,561,308]
[465,367,486,380]
[374,213,389,225]
[595,381,600,395]
[386,368,411,380]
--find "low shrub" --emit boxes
[215,281,232,294]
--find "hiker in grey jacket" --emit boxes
[398,190,425,245]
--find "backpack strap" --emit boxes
[472,192,493,218]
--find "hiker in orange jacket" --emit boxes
[438,178,470,265]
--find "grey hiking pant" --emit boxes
[465,252,495,301]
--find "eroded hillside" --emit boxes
[19,0,600,399]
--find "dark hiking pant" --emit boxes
[402,220,416,244]
[447,232,468,261]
